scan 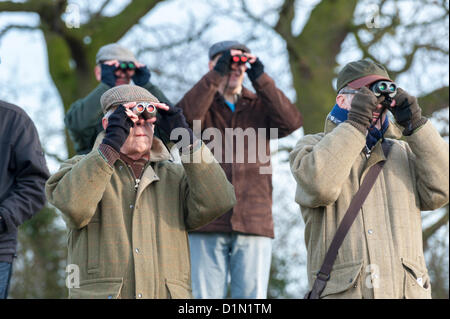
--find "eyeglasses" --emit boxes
[132,102,157,119]
[339,89,360,95]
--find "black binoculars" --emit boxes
[117,61,136,72]
[370,80,397,108]
[132,102,157,119]
[231,54,249,65]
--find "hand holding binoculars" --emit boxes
[131,102,158,120]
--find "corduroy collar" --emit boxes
[93,131,171,163]
[324,113,402,139]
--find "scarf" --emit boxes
[328,104,389,150]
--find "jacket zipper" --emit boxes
[134,178,141,191]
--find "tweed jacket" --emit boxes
[289,119,449,299]
[46,134,236,299]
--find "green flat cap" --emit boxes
[337,60,391,92]
[100,84,159,114]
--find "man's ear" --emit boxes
[208,60,215,71]
[336,94,345,108]
[95,65,101,82]
[208,54,221,71]
[102,117,108,130]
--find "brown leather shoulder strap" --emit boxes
[306,140,393,299]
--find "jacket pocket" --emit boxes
[311,260,363,299]
[87,221,100,274]
[402,258,431,299]
[165,278,192,299]
[69,277,123,299]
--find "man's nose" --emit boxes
[115,70,127,78]
[231,64,242,73]
[134,118,145,126]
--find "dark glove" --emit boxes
[100,63,117,87]
[246,57,264,82]
[102,105,134,152]
[346,87,384,135]
[390,88,427,136]
[214,50,232,76]
[132,66,151,87]
[157,105,195,148]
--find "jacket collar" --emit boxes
[324,116,402,139]
[93,131,171,163]
[214,85,257,103]
[323,116,399,169]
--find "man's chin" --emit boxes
[115,79,131,86]
[227,80,242,90]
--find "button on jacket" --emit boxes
[289,119,449,299]
[45,133,236,299]
[177,70,303,238]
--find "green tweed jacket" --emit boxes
[290,119,449,299]
[46,134,236,299]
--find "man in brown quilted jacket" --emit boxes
[177,40,303,298]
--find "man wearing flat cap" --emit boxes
[65,43,172,155]
[177,40,303,298]
[289,59,449,298]
[46,84,236,299]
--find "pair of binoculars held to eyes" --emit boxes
[231,54,249,65]
[132,102,157,119]
[370,80,397,108]
[117,61,136,72]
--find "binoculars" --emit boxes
[117,61,136,72]
[370,80,397,108]
[231,54,249,65]
[132,102,157,119]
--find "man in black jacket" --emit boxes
[0,100,49,299]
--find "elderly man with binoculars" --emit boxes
[289,60,449,299]
[65,43,172,155]
[46,85,236,299]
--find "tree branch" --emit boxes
[0,24,39,40]
[238,0,277,31]
[274,0,296,43]
[423,207,449,249]
[0,0,43,12]
[136,16,212,55]
[87,0,167,46]
[418,86,450,116]
[390,44,449,79]
[92,0,112,19]
[353,30,383,65]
